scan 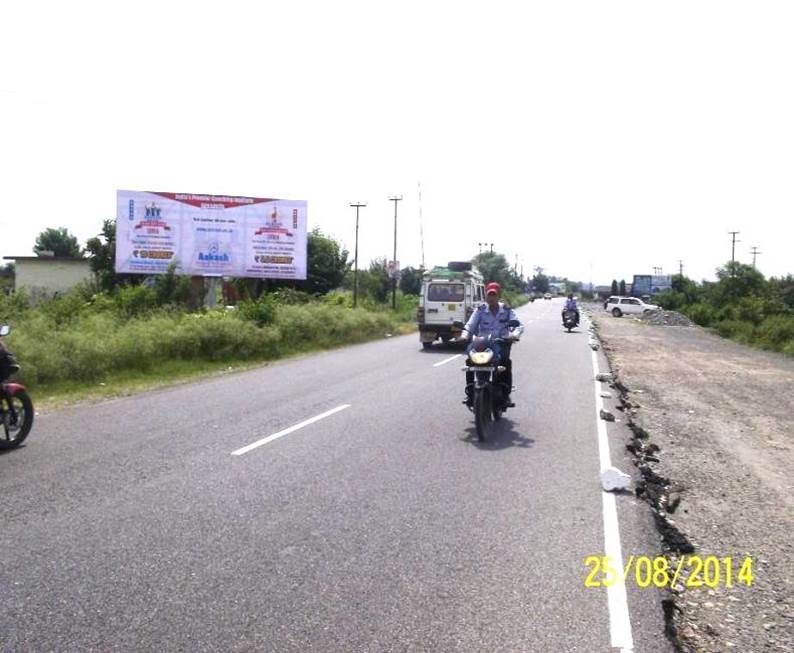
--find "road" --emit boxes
[1,299,672,652]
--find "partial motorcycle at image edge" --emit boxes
[0,325,34,450]
[454,319,520,442]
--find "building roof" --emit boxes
[3,256,88,262]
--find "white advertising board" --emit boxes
[115,190,307,279]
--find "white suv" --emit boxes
[604,296,659,317]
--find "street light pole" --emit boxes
[349,202,366,308]
[388,195,402,310]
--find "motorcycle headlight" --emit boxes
[470,350,494,365]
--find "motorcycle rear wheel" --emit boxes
[0,391,34,449]
[473,387,492,441]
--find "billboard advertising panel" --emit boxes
[632,275,652,296]
[115,190,307,279]
[651,275,672,293]
[632,274,672,295]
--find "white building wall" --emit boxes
[15,260,94,299]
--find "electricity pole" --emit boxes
[349,202,366,308]
[678,260,684,277]
[729,231,740,274]
[750,246,761,269]
[388,195,402,310]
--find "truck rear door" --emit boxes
[425,283,465,325]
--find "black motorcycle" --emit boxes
[562,308,578,332]
[0,325,34,450]
[455,320,519,441]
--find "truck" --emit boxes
[416,262,485,349]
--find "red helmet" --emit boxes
[485,282,501,296]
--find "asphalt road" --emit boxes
[1,299,672,652]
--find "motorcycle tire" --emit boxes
[0,390,34,449]
[473,387,491,441]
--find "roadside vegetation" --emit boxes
[654,262,794,356]
[1,224,531,403]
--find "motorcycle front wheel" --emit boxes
[473,386,492,441]
[0,391,34,449]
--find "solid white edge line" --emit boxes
[592,349,634,651]
[433,354,462,368]
[231,404,351,456]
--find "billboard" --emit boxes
[115,190,307,279]
[632,274,672,295]
[651,275,672,293]
[632,275,652,296]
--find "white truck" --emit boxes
[417,262,485,349]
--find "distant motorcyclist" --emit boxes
[562,293,580,325]
[457,282,523,406]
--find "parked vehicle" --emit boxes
[0,325,34,450]
[417,263,484,349]
[604,296,659,317]
[455,320,520,441]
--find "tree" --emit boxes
[769,275,794,311]
[34,227,81,258]
[611,279,619,295]
[359,258,391,303]
[472,252,514,289]
[531,272,550,294]
[619,279,626,295]
[399,266,423,295]
[301,228,349,295]
[86,219,139,291]
[710,261,766,307]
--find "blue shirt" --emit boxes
[564,298,578,310]
[463,302,524,339]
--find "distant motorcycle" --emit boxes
[562,309,578,332]
[0,325,34,450]
[455,320,520,441]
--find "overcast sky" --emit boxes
[2,1,792,285]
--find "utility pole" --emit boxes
[750,246,762,269]
[729,231,740,274]
[417,182,425,270]
[489,243,494,254]
[349,202,366,308]
[678,260,684,277]
[388,195,402,310]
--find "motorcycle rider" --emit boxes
[457,282,524,406]
[562,293,580,326]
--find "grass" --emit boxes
[1,289,418,410]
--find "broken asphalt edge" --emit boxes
[588,312,693,653]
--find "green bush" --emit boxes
[115,285,159,318]
[684,303,716,327]
[237,296,277,326]
[756,315,794,351]
[713,320,755,343]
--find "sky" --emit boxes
[1,0,792,285]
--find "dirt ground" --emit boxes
[589,306,794,653]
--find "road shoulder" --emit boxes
[592,308,794,652]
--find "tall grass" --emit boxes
[0,287,409,390]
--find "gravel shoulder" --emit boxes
[590,306,794,652]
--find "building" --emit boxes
[3,255,94,302]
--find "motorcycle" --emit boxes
[562,308,578,332]
[454,320,519,441]
[0,325,34,450]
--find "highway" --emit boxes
[1,299,671,652]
